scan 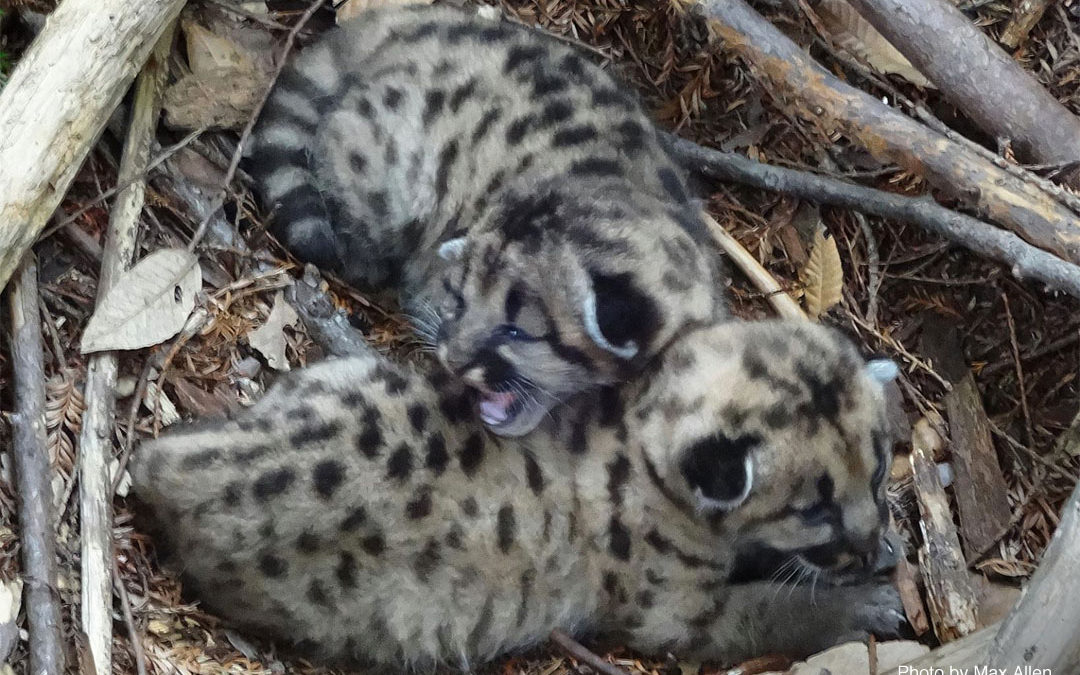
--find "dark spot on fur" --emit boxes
[435,138,460,204]
[361,533,386,556]
[552,124,598,147]
[349,152,366,174]
[449,78,478,112]
[608,516,632,560]
[253,468,294,502]
[290,421,343,447]
[296,531,320,554]
[425,433,449,475]
[763,403,792,429]
[603,571,627,603]
[506,115,533,145]
[312,459,345,499]
[459,433,485,476]
[180,449,220,470]
[540,100,573,126]
[606,453,632,506]
[406,486,433,520]
[336,551,358,588]
[413,539,441,581]
[657,166,688,202]
[440,392,473,424]
[407,404,428,433]
[471,108,503,144]
[503,44,545,73]
[497,505,517,553]
[340,507,366,532]
[422,89,445,126]
[383,86,403,109]
[570,158,622,178]
[223,481,243,507]
[386,443,413,481]
[258,554,287,578]
[307,579,331,607]
[461,497,479,517]
[524,452,545,495]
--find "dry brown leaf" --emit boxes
[249,291,300,371]
[184,21,257,76]
[80,248,202,353]
[800,228,844,320]
[815,0,934,88]
[336,0,433,24]
[163,21,270,130]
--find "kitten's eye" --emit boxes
[798,502,834,526]
[496,324,533,341]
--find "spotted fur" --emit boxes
[248,5,724,436]
[132,321,903,670]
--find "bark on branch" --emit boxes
[667,135,1080,298]
[0,0,185,292]
[984,480,1080,668]
[7,254,66,675]
[699,0,1080,267]
[76,27,174,675]
[847,0,1080,167]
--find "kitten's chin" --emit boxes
[477,393,552,437]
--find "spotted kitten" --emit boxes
[248,5,725,436]
[133,320,904,670]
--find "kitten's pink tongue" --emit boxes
[479,391,517,425]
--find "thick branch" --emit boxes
[8,254,65,675]
[985,480,1080,668]
[846,0,1080,166]
[0,0,184,291]
[668,135,1080,298]
[77,28,174,675]
[699,0,1080,266]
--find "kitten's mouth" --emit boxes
[474,387,552,437]
[477,390,525,427]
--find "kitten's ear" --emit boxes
[580,271,659,360]
[680,434,756,511]
[865,359,899,386]
[438,237,467,261]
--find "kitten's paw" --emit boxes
[844,582,907,641]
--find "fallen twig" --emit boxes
[187,0,327,251]
[0,0,185,291]
[701,213,808,321]
[999,0,1053,50]
[76,28,174,675]
[909,419,980,641]
[113,559,148,675]
[699,0,1080,266]
[549,629,628,675]
[7,253,65,675]
[847,0,1080,168]
[667,134,1080,299]
[287,266,377,358]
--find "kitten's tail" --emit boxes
[248,46,344,270]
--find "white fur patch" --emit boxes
[438,237,467,261]
[865,359,899,386]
